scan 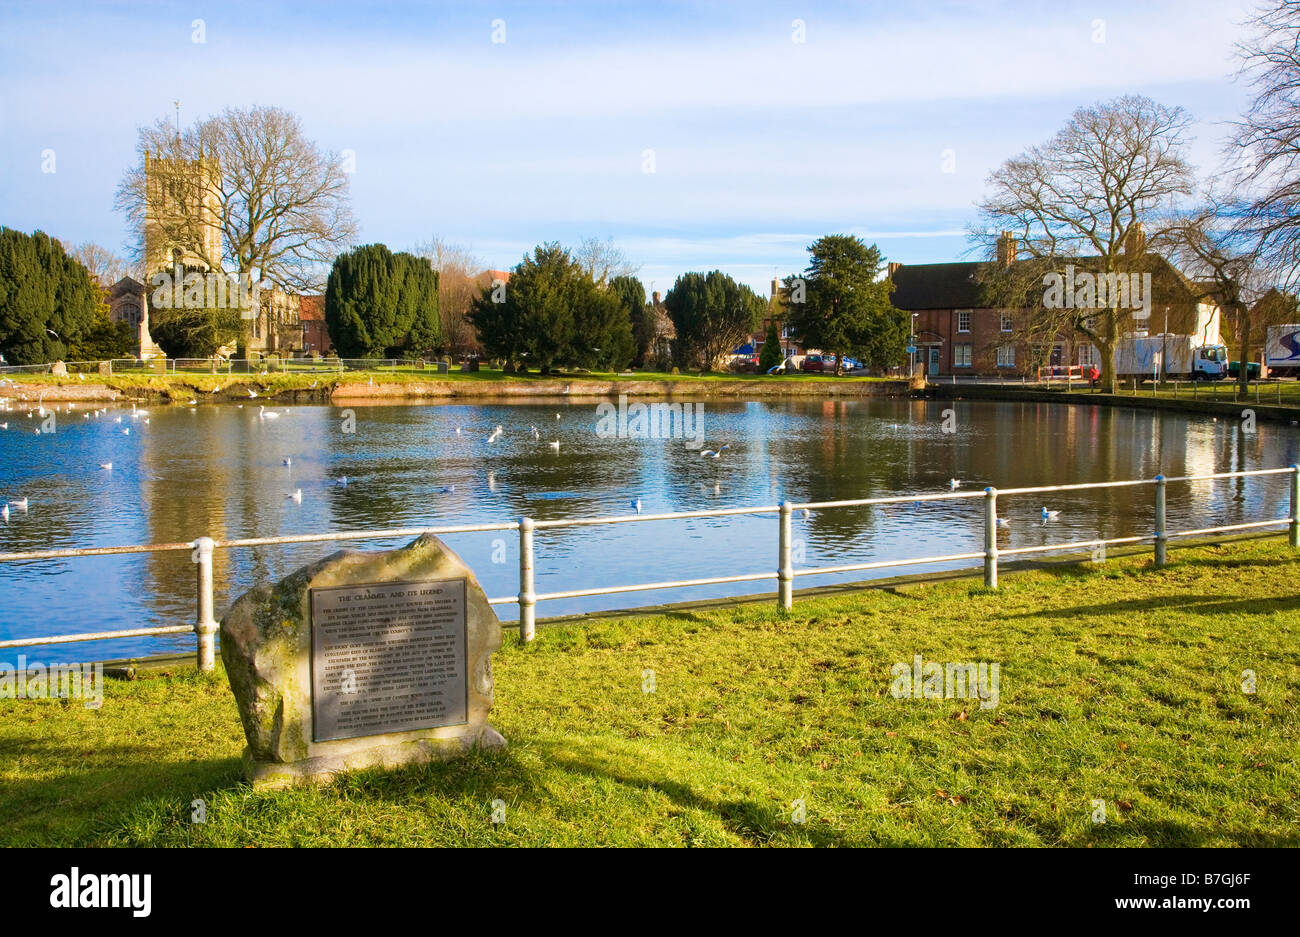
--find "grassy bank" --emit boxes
[2,538,1296,847]
[1,367,898,403]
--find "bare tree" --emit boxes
[1150,197,1280,396]
[411,237,483,356]
[115,106,357,292]
[575,236,639,287]
[66,242,133,288]
[975,95,1195,391]
[1232,0,1300,291]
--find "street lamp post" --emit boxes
[911,313,919,379]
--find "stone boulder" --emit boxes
[220,533,505,789]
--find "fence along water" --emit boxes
[0,466,1296,669]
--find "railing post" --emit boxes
[191,537,218,672]
[1290,466,1300,549]
[983,487,998,589]
[518,517,536,642]
[778,501,793,610]
[1154,475,1167,568]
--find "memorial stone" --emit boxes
[220,533,505,789]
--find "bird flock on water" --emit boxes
[0,389,1077,542]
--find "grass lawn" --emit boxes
[1025,379,1300,409]
[1,539,1297,847]
[2,366,894,396]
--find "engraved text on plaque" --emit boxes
[310,578,467,741]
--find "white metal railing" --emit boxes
[0,466,1296,669]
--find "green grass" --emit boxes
[1032,379,1300,409]
[2,539,1297,846]
[3,367,894,400]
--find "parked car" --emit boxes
[802,354,837,372]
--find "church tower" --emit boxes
[142,150,223,276]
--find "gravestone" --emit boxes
[220,533,505,789]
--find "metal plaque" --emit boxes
[310,578,468,742]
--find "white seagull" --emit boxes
[1,504,8,523]
[121,427,129,435]
[996,517,1010,528]
[548,440,560,451]
[700,445,730,459]
[286,488,302,503]
[949,478,962,490]
[99,462,112,470]
[1041,506,1061,523]
[248,389,259,398]
[9,497,28,511]
[632,499,642,514]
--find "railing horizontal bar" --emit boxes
[214,523,519,549]
[999,535,1149,556]
[0,625,193,648]
[794,490,986,510]
[535,570,776,601]
[1161,469,1295,483]
[791,551,986,576]
[0,541,196,563]
[532,506,780,529]
[1166,520,1289,538]
[487,596,517,605]
[998,479,1154,495]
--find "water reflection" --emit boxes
[1,396,1296,664]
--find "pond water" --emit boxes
[1,395,1296,664]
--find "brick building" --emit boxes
[890,232,1222,378]
[299,294,329,354]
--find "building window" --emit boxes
[1078,344,1096,367]
[997,344,1015,368]
[957,310,971,333]
[954,343,973,367]
[1000,313,1013,332]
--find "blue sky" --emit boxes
[0,0,1260,293]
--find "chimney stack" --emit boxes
[996,231,1017,267]
[887,262,902,278]
[771,277,780,298]
[652,291,661,305]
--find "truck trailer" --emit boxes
[1114,334,1228,381]
[1265,324,1300,376]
